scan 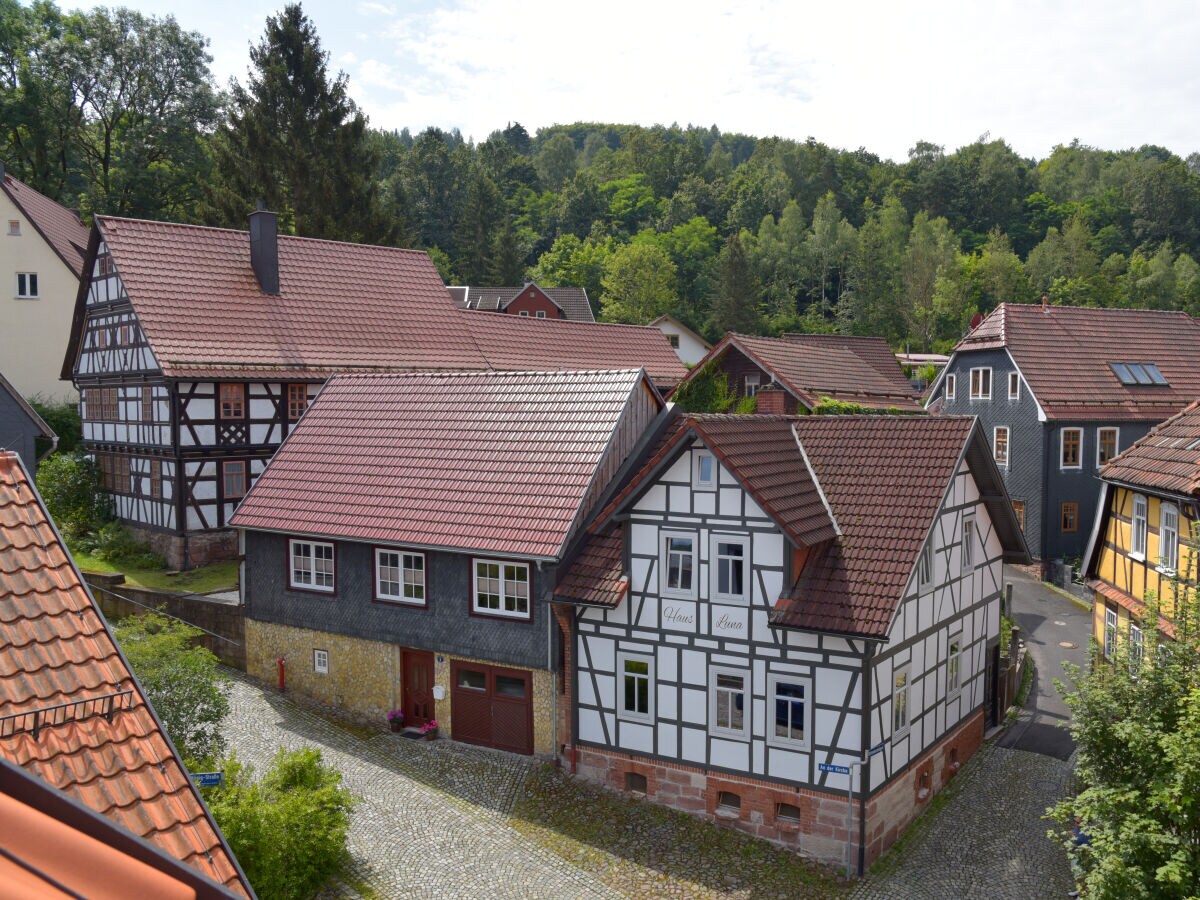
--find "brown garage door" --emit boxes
[450,661,533,755]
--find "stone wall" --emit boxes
[246,618,558,754]
[83,571,245,669]
[125,523,239,571]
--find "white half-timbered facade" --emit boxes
[555,413,1027,872]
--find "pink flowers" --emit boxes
[419,719,438,734]
[386,709,404,723]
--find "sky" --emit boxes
[114,0,1200,163]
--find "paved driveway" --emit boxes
[852,568,1083,899]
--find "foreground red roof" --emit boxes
[1,174,90,277]
[1097,399,1200,496]
[953,302,1200,421]
[690,333,923,411]
[231,369,662,558]
[0,453,249,896]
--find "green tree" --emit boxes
[599,241,677,324]
[112,612,229,764]
[207,4,396,243]
[709,232,761,335]
[903,211,959,351]
[35,450,110,540]
[453,165,502,283]
[529,233,612,300]
[487,215,526,284]
[207,748,356,900]
[1051,571,1200,899]
[806,191,856,309]
[841,196,910,340]
[535,131,577,191]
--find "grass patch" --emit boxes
[508,764,847,897]
[70,547,238,594]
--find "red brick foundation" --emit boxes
[125,524,239,571]
[570,709,986,873]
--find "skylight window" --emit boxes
[1110,362,1168,386]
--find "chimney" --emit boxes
[248,203,279,295]
[755,383,788,415]
[1041,293,1049,313]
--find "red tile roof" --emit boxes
[953,302,1200,421]
[230,369,660,559]
[1,174,90,277]
[554,530,628,607]
[1097,399,1200,495]
[566,414,1026,636]
[1087,578,1177,640]
[454,284,595,322]
[0,453,249,896]
[690,333,923,411]
[66,217,683,386]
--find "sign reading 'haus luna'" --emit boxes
[711,606,747,639]
[662,602,697,631]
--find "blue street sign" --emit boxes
[868,741,887,757]
[193,772,224,788]
[818,763,851,775]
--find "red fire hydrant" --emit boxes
[277,657,286,691]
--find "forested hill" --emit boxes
[5,3,1200,352]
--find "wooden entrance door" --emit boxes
[402,650,435,726]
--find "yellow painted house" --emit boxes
[0,166,90,402]
[1084,400,1200,658]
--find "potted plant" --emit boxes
[418,719,438,741]
[386,709,404,733]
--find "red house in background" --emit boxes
[449,282,595,322]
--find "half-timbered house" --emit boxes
[230,368,668,757]
[1083,399,1200,658]
[553,413,1027,871]
[62,213,685,569]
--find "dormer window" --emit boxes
[1110,362,1168,386]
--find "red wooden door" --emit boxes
[402,650,435,726]
[450,661,533,755]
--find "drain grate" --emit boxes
[1058,641,1077,649]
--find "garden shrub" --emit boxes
[34,451,111,540]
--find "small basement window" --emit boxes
[717,791,741,813]
[776,802,802,823]
[625,772,648,793]
[313,649,328,674]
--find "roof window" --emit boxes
[1110,362,1168,386]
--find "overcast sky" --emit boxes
[117,0,1200,163]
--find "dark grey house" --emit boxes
[0,371,54,470]
[927,301,1200,565]
[231,368,665,756]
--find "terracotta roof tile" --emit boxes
[0,453,249,896]
[1097,399,1200,495]
[231,370,656,559]
[692,333,923,411]
[954,303,1200,420]
[554,530,628,607]
[1087,578,1177,640]
[1,175,90,277]
[455,285,595,322]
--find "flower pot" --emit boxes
[389,720,404,733]
[420,728,438,741]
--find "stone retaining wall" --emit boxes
[82,571,245,670]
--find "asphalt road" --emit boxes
[996,568,1092,760]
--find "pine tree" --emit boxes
[453,166,502,284]
[709,233,761,335]
[204,4,397,244]
[487,216,525,285]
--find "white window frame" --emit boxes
[1060,428,1083,470]
[374,548,426,605]
[892,664,911,737]
[946,633,962,699]
[766,673,812,751]
[1008,371,1019,400]
[1096,427,1119,468]
[289,538,335,593]
[313,649,329,674]
[1129,623,1144,670]
[708,666,750,739]
[1104,606,1118,659]
[945,373,956,401]
[471,558,531,620]
[744,373,761,397]
[659,530,698,599]
[993,426,1010,469]
[1131,493,1148,560]
[969,367,991,400]
[535,310,547,318]
[692,450,717,491]
[709,534,750,605]
[15,272,38,299]
[918,541,933,591]
[616,651,655,723]
[1159,502,1179,574]
[961,516,976,571]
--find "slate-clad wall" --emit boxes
[936,348,1043,556]
[243,530,556,670]
[0,387,39,470]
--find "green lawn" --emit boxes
[71,548,238,594]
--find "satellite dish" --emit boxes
[970,313,984,329]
